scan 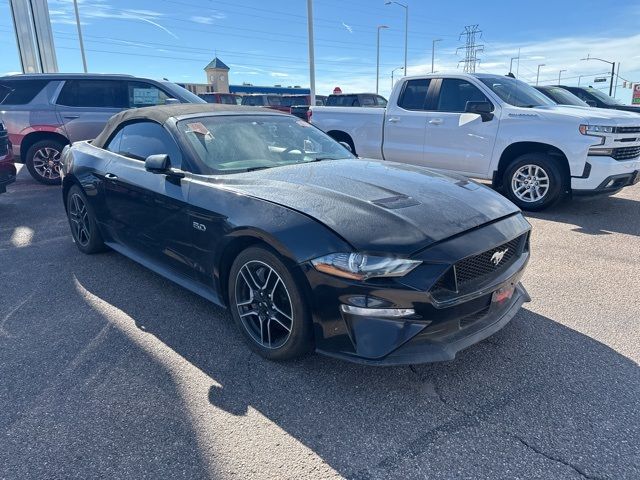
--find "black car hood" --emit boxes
[204,159,520,254]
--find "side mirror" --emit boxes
[145,154,185,179]
[339,141,353,153]
[465,101,494,121]
[585,100,597,107]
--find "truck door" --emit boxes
[421,78,499,177]
[382,78,434,165]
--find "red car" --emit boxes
[0,121,16,194]
[198,92,241,105]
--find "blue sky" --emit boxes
[1,0,639,101]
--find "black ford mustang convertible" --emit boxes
[61,104,531,365]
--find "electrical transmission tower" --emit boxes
[457,25,483,73]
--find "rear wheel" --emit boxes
[228,246,313,360]
[66,185,107,254]
[26,139,66,185]
[503,153,564,211]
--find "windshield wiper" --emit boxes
[246,166,272,172]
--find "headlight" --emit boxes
[579,124,614,135]
[311,253,421,280]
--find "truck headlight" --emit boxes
[311,253,421,280]
[579,124,615,135]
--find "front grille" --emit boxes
[614,126,640,134]
[612,146,640,161]
[431,234,527,295]
[0,123,8,156]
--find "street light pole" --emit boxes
[509,56,519,74]
[536,64,545,85]
[391,66,404,89]
[306,0,316,106]
[72,0,87,72]
[431,39,442,73]
[385,1,408,73]
[581,54,616,96]
[376,25,389,95]
[558,69,567,84]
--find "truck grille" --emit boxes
[431,234,527,295]
[612,146,640,161]
[0,122,8,157]
[614,126,640,134]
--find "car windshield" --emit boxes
[542,87,590,107]
[478,76,555,107]
[583,87,624,105]
[178,114,354,174]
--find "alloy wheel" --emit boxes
[235,260,294,349]
[32,147,62,180]
[68,193,91,247]
[511,164,550,203]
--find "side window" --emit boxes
[127,81,170,108]
[376,96,388,107]
[115,122,183,166]
[397,79,431,110]
[361,95,376,106]
[56,80,127,108]
[436,79,489,112]
[105,128,124,154]
[0,80,49,105]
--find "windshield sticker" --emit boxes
[132,88,159,105]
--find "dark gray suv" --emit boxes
[0,74,205,184]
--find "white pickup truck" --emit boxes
[310,73,640,210]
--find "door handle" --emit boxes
[428,118,443,125]
[387,117,400,123]
[105,173,118,180]
[63,115,80,120]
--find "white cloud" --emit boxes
[190,12,226,24]
[270,72,289,78]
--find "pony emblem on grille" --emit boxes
[490,248,509,266]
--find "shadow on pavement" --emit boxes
[527,192,640,237]
[69,255,640,479]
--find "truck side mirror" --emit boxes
[465,101,494,122]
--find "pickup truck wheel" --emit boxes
[25,139,66,185]
[503,154,563,211]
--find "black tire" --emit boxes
[503,153,565,211]
[228,246,313,361]
[25,139,67,185]
[66,185,108,254]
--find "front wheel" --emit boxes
[228,246,313,361]
[503,153,564,211]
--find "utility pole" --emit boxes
[457,25,483,73]
[536,64,545,85]
[376,25,389,95]
[431,39,442,73]
[306,0,316,106]
[391,66,404,89]
[614,63,620,96]
[385,1,408,74]
[581,54,616,96]
[509,56,519,74]
[72,0,87,72]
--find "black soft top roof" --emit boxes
[92,104,283,149]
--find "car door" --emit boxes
[382,78,433,165]
[101,121,194,278]
[422,78,499,176]
[54,79,127,143]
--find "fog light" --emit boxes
[340,305,415,318]
[606,179,616,188]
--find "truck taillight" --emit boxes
[307,109,312,122]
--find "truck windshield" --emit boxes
[478,76,555,108]
[583,88,624,106]
[542,87,589,107]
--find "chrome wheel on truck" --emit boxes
[511,164,550,203]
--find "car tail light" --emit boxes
[307,109,312,122]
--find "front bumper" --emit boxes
[306,214,532,365]
[571,155,640,193]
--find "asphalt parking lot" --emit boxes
[1,167,638,480]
